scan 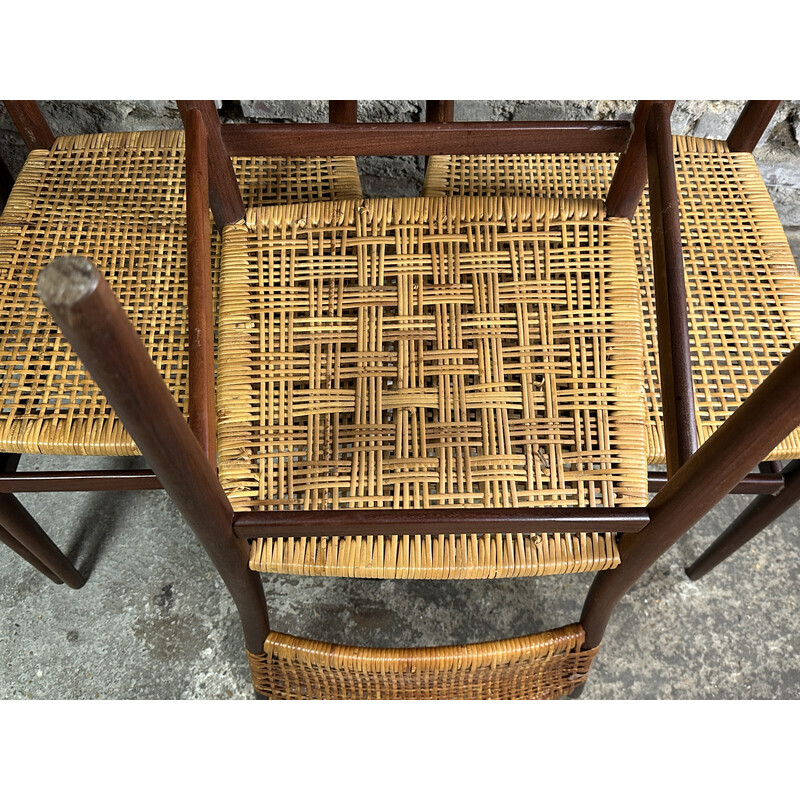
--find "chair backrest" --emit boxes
[178,99,664,227]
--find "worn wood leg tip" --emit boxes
[685,564,702,582]
[68,572,88,590]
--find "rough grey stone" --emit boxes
[240,100,327,122]
[38,100,182,137]
[456,100,517,122]
[358,100,423,123]
[358,155,425,196]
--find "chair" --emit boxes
[0,101,361,587]
[686,457,800,579]
[38,100,800,699]
[0,110,85,588]
[422,100,800,577]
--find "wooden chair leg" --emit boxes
[686,459,800,580]
[581,344,800,653]
[0,493,85,588]
[0,521,63,584]
[37,256,270,654]
[0,453,81,586]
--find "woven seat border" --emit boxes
[247,623,598,699]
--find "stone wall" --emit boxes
[2,100,798,227]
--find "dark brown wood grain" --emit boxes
[329,101,357,124]
[647,470,783,495]
[0,523,63,584]
[177,101,244,228]
[0,492,85,588]
[185,109,216,465]
[425,101,455,123]
[221,120,633,157]
[686,458,800,580]
[233,507,650,538]
[0,469,161,492]
[646,102,698,475]
[581,337,800,649]
[3,101,55,150]
[38,256,269,651]
[605,101,676,219]
[727,101,780,152]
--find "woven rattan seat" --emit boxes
[38,100,800,701]
[423,137,800,463]
[216,196,648,579]
[0,130,361,456]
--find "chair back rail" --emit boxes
[183,100,668,230]
[219,119,633,156]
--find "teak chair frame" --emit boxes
[0,100,359,589]
[4,100,785,595]
[422,100,798,581]
[177,98,657,539]
[0,104,85,588]
[638,101,797,579]
[35,99,800,699]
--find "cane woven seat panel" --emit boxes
[216,196,648,578]
[247,623,599,699]
[423,136,800,463]
[0,131,361,456]
[234,155,362,207]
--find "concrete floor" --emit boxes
[1,453,798,700]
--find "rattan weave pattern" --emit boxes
[247,623,598,699]
[423,137,800,462]
[217,196,647,578]
[0,131,361,456]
